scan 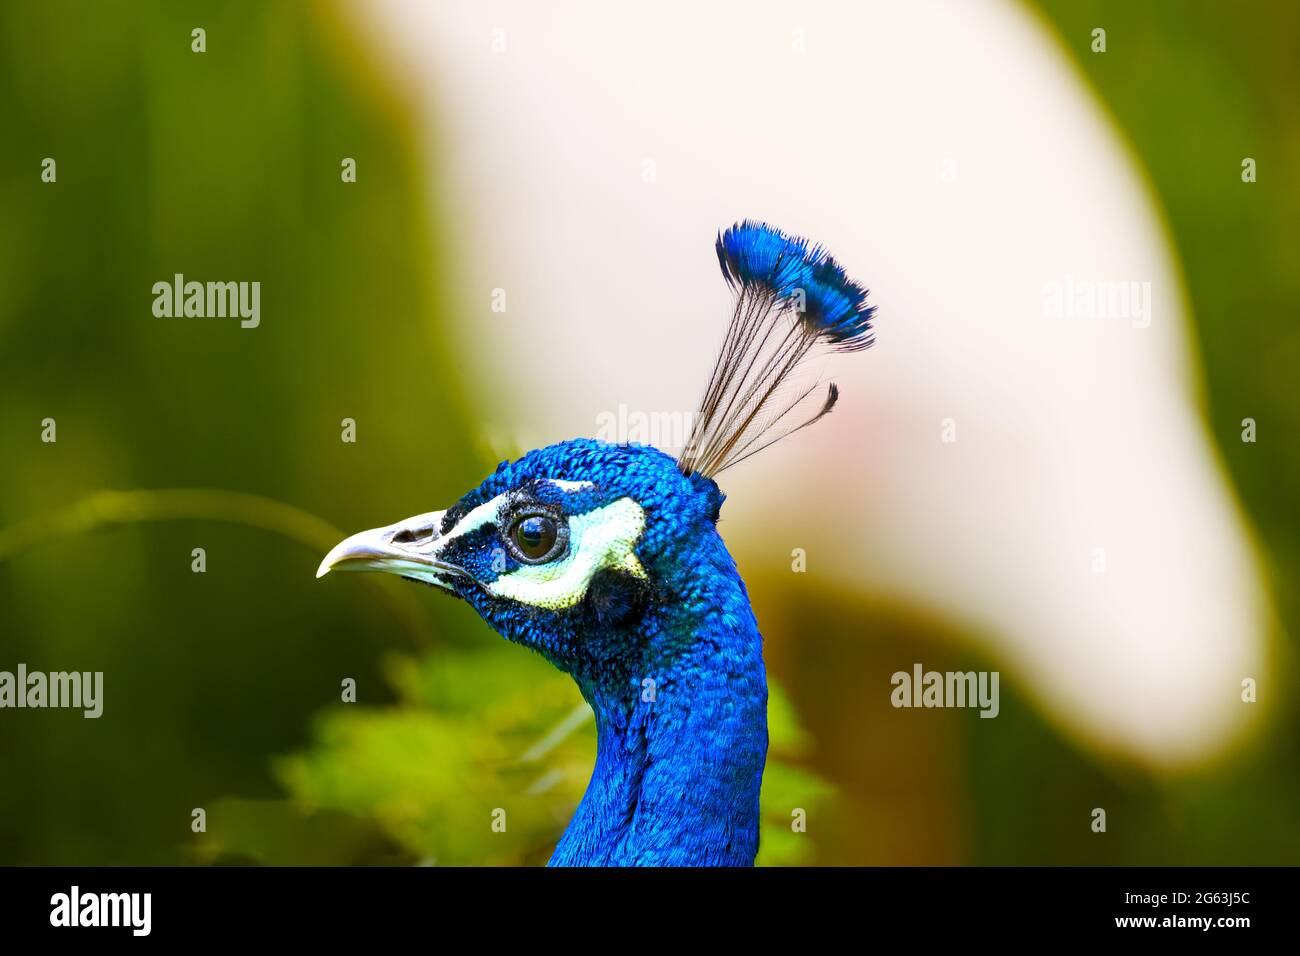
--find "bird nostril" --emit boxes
[391,526,435,546]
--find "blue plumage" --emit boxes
[474,442,764,865]
[716,220,876,351]
[319,222,878,865]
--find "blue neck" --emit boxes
[548,530,768,866]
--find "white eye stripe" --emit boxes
[547,479,595,492]
[486,498,646,610]
[440,480,595,548]
[437,492,512,549]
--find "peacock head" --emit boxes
[318,220,876,696]
[317,439,723,684]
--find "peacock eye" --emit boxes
[507,513,564,564]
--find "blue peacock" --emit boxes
[318,221,876,865]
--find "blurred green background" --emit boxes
[0,0,1296,865]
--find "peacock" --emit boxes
[317,221,876,865]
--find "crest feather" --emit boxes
[679,222,876,477]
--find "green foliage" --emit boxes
[0,0,487,865]
[198,641,834,866]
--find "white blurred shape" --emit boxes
[359,0,1269,765]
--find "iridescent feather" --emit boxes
[681,221,877,477]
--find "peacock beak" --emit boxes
[316,510,468,589]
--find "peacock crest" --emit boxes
[679,220,877,477]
